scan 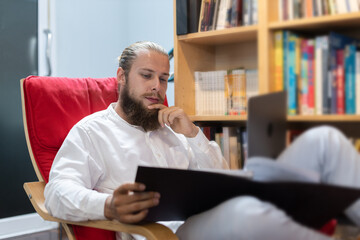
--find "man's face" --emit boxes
[119,50,170,131]
[125,50,169,108]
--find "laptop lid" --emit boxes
[247,91,287,159]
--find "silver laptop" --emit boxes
[247,91,287,159]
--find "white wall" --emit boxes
[39,0,175,105]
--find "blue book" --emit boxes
[345,44,356,114]
[300,39,309,115]
[287,32,297,115]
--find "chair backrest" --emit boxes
[21,76,119,182]
[21,76,118,240]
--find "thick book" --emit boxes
[188,0,202,33]
[135,162,360,230]
[176,0,188,35]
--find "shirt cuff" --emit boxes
[87,191,112,220]
[186,127,210,152]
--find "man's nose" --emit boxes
[151,77,161,91]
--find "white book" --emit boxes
[194,71,200,116]
[205,71,211,115]
[356,51,360,114]
[246,69,259,103]
[210,71,215,115]
[243,0,250,25]
[222,127,231,166]
[216,0,231,30]
[315,36,323,115]
[316,0,323,16]
[288,0,294,20]
[279,0,284,21]
[348,0,360,12]
[217,70,227,115]
[252,0,258,24]
[335,0,348,13]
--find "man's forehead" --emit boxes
[132,50,169,71]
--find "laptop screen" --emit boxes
[247,91,287,159]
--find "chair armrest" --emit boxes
[24,182,178,240]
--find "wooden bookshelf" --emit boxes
[173,0,360,136]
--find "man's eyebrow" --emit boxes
[140,68,169,76]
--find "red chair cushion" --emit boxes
[23,76,119,182]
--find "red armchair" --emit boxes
[20,76,175,240]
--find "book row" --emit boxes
[202,126,360,170]
[198,0,257,32]
[195,69,258,116]
[274,30,360,115]
[279,0,360,21]
[176,0,257,35]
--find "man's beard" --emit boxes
[120,84,163,132]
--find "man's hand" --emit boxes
[104,183,160,224]
[148,104,199,138]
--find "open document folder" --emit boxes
[135,161,360,230]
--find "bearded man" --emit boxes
[44,41,339,240]
[44,41,227,239]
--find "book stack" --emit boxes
[278,0,360,21]
[194,68,258,116]
[274,30,360,115]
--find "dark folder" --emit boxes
[135,166,360,229]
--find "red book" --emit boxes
[307,40,315,115]
[336,49,345,114]
[202,127,211,140]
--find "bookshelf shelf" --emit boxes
[189,115,247,122]
[178,26,258,45]
[190,115,360,123]
[288,115,360,122]
[269,12,360,31]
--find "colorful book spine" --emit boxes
[330,48,338,114]
[274,31,284,91]
[336,49,345,114]
[345,44,356,114]
[356,50,360,115]
[321,36,330,114]
[315,36,323,114]
[283,31,289,91]
[300,39,309,115]
[307,39,315,115]
[295,35,302,115]
[328,32,357,114]
[287,32,297,115]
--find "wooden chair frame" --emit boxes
[20,78,179,240]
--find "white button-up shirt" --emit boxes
[44,103,227,224]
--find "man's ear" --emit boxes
[117,67,126,86]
